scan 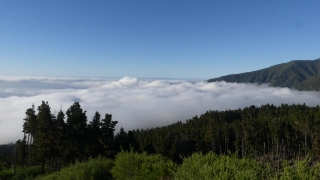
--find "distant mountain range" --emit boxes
[208,58,320,91]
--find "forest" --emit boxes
[2,101,320,179]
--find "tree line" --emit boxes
[128,104,320,167]
[2,102,320,175]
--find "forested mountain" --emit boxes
[208,58,320,91]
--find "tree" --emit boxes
[54,110,66,170]
[65,102,88,163]
[22,104,37,166]
[99,114,118,158]
[15,136,27,167]
[87,111,103,157]
[115,127,130,152]
[35,101,56,174]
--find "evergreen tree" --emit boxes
[54,110,66,170]
[35,101,56,174]
[22,104,37,166]
[15,136,27,167]
[99,114,118,158]
[65,102,88,163]
[115,127,130,152]
[87,111,103,157]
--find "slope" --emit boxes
[207,58,320,91]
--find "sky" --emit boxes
[1,0,320,78]
[2,76,320,144]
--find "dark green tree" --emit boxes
[99,114,118,158]
[54,110,66,170]
[35,101,56,174]
[87,111,104,157]
[65,102,89,163]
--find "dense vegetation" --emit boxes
[2,101,320,179]
[208,58,320,91]
[3,150,320,179]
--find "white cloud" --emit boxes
[1,76,320,144]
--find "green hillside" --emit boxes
[207,58,320,91]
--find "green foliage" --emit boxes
[35,156,113,180]
[0,168,14,180]
[0,162,6,172]
[279,159,320,180]
[111,149,177,180]
[207,58,320,91]
[14,166,42,180]
[175,152,273,180]
[0,166,42,180]
[5,152,320,179]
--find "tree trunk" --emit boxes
[242,138,244,158]
[13,148,16,174]
[226,140,228,154]
[277,138,280,174]
[267,139,270,161]
[305,133,307,157]
[225,139,227,155]
[41,159,46,174]
[264,142,266,157]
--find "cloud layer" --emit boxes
[1,76,320,144]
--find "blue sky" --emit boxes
[1,0,320,79]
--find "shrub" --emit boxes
[279,159,320,180]
[14,166,42,180]
[0,168,14,180]
[36,156,113,180]
[174,152,274,180]
[111,150,177,180]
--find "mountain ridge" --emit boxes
[207,58,320,91]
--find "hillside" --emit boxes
[207,58,320,91]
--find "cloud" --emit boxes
[1,76,320,144]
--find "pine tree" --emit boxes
[22,104,37,166]
[15,136,27,167]
[65,102,88,163]
[87,111,103,157]
[99,114,118,158]
[115,127,130,152]
[54,110,66,170]
[35,101,56,174]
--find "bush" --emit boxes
[14,166,42,180]
[0,166,42,180]
[279,159,320,180]
[174,152,274,180]
[0,168,14,180]
[111,150,177,180]
[35,156,113,180]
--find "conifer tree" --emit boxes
[65,102,88,162]
[15,136,27,167]
[22,104,37,165]
[54,110,66,170]
[99,114,118,158]
[87,111,103,157]
[35,101,56,174]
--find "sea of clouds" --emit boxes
[1,76,320,144]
